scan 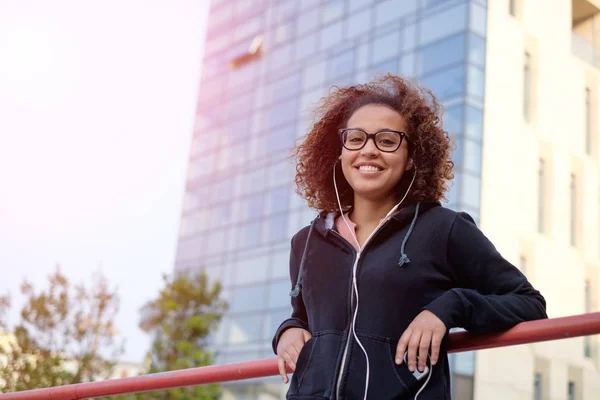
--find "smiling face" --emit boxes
[340,104,411,202]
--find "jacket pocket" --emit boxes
[287,331,342,399]
[345,334,428,399]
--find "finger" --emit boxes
[302,330,312,342]
[430,331,443,365]
[395,329,412,364]
[289,342,301,363]
[407,330,422,372]
[283,350,296,371]
[418,331,432,372]
[277,356,288,384]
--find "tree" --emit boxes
[0,265,123,392]
[139,270,227,400]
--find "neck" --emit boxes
[350,194,399,228]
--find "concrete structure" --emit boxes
[474,0,600,399]
[175,0,600,398]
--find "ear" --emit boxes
[406,159,414,171]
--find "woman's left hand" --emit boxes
[395,310,446,372]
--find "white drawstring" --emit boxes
[332,161,417,399]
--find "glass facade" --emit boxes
[175,0,488,398]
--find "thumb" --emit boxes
[302,330,312,342]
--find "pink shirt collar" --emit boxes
[334,213,386,251]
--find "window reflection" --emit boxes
[268,186,290,214]
[269,280,292,308]
[465,106,483,141]
[296,32,318,61]
[370,58,399,78]
[268,124,296,153]
[246,194,264,220]
[375,0,417,26]
[276,0,297,22]
[461,173,481,209]
[233,255,269,285]
[269,72,301,105]
[269,45,293,73]
[322,0,345,23]
[303,60,327,89]
[329,49,355,80]
[229,313,264,343]
[268,98,298,129]
[418,33,465,76]
[207,229,226,255]
[372,30,401,65]
[463,139,482,173]
[469,3,486,37]
[403,24,416,51]
[349,0,374,13]
[267,309,293,339]
[420,65,465,100]
[320,21,343,50]
[266,214,288,243]
[297,8,319,36]
[346,9,372,40]
[468,33,486,67]
[231,285,267,313]
[241,221,262,247]
[443,105,463,135]
[270,250,291,280]
[419,4,467,46]
[467,66,485,99]
[269,161,293,187]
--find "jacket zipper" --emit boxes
[331,217,395,399]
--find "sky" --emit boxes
[0,0,209,363]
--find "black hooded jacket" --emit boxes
[272,201,547,399]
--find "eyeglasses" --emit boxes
[339,128,409,153]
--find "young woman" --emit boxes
[271,75,547,400]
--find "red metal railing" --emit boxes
[1,312,599,400]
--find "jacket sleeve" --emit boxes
[271,234,310,354]
[424,212,548,334]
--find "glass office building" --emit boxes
[175,0,487,398]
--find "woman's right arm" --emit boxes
[272,232,312,383]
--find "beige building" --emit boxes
[476,0,600,399]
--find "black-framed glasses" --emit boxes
[339,128,409,153]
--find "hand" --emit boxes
[395,310,446,373]
[276,328,312,384]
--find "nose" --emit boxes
[359,136,379,157]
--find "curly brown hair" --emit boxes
[291,74,455,213]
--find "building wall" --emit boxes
[477,0,600,398]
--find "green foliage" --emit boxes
[0,265,123,393]
[138,271,227,400]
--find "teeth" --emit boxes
[359,165,381,172]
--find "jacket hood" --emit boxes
[290,200,442,298]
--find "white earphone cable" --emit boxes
[333,161,417,399]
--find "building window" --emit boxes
[509,0,517,16]
[537,159,545,234]
[586,87,592,155]
[568,381,576,400]
[585,279,592,358]
[570,174,577,247]
[524,52,532,122]
[534,373,543,400]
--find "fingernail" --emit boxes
[395,358,400,364]
[409,366,414,372]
